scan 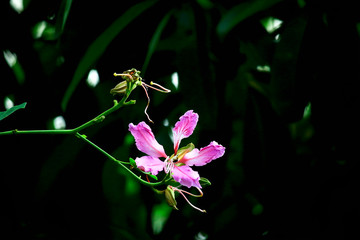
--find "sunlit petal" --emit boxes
[135,156,164,175]
[172,110,198,153]
[172,165,201,188]
[180,141,225,166]
[129,122,167,158]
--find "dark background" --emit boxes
[1,0,360,239]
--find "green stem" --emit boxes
[0,94,135,136]
[0,88,168,187]
[0,129,72,135]
[73,98,136,133]
[75,133,167,187]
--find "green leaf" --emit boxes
[124,133,135,146]
[151,202,173,235]
[199,177,211,187]
[142,10,173,75]
[3,50,25,85]
[0,102,27,121]
[216,0,284,38]
[129,157,137,168]
[270,15,308,120]
[55,0,73,37]
[145,172,158,181]
[61,0,158,111]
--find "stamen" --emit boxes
[178,187,204,198]
[171,186,206,213]
[142,81,171,93]
[113,72,170,124]
[140,83,154,123]
[113,73,133,81]
[164,157,174,174]
[150,81,171,93]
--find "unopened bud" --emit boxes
[164,186,178,210]
[110,80,127,95]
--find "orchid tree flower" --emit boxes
[129,110,225,189]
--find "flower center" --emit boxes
[169,142,195,164]
[164,157,174,174]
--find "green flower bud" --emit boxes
[110,80,127,95]
[164,185,178,210]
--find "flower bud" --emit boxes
[110,80,127,95]
[164,186,178,210]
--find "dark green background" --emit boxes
[1,0,360,239]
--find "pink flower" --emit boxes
[129,110,225,188]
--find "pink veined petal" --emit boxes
[172,110,199,153]
[135,156,165,175]
[179,141,225,167]
[129,122,167,158]
[172,165,201,188]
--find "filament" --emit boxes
[140,83,154,123]
[142,81,171,93]
[164,157,174,174]
[175,187,206,213]
[178,187,204,198]
[113,73,133,80]
[150,81,171,93]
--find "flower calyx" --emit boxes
[111,68,142,96]
[110,80,127,95]
[157,185,206,212]
[164,185,178,210]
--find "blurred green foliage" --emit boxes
[1,0,360,239]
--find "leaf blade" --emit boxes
[0,102,27,121]
[61,0,158,111]
[142,10,173,75]
[216,0,284,38]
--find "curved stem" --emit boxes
[75,133,167,187]
[73,98,136,133]
[0,84,168,187]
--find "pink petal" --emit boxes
[172,110,199,153]
[135,156,164,175]
[129,122,167,158]
[172,165,201,188]
[180,141,225,166]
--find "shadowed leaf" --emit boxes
[217,0,284,38]
[142,10,173,75]
[61,0,158,111]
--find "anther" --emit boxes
[113,73,133,81]
[149,81,171,93]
